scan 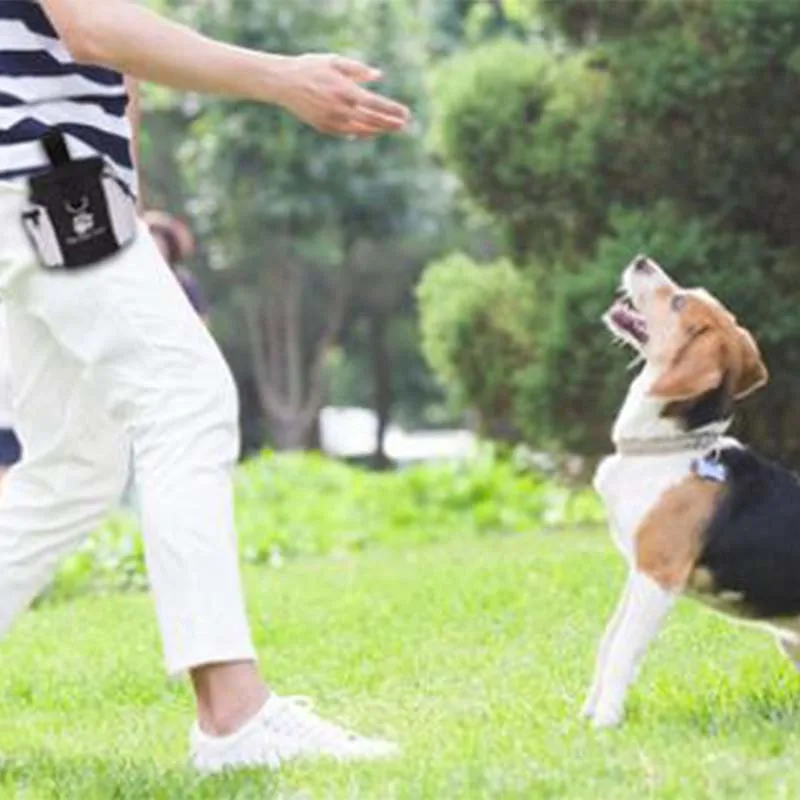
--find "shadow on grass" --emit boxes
[0,752,282,800]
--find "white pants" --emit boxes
[0,184,255,675]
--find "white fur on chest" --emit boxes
[595,365,735,563]
[594,452,697,562]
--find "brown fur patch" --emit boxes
[635,476,726,590]
[647,289,768,403]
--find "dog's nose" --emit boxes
[632,255,653,273]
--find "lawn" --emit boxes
[1,532,799,799]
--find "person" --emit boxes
[0,307,21,487]
[143,210,210,324]
[120,211,207,513]
[0,0,410,774]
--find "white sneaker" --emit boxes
[190,694,400,774]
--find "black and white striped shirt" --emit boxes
[0,0,135,191]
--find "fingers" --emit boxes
[347,104,408,134]
[340,123,379,140]
[322,105,408,137]
[329,56,411,126]
[297,54,412,136]
[317,85,410,136]
[320,115,402,138]
[332,56,382,83]
[353,86,410,126]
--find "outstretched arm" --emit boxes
[41,0,410,138]
[124,75,143,210]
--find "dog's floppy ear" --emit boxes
[649,332,725,402]
[732,326,768,399]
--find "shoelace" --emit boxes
[267,696,363,747]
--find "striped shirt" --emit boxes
[0,0,135,192]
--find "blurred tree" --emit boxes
[331,0,458,466]
[427,0,800,465]
[141,0,455,451]
[427,0,524,57]
[418,253,536,438]
[431,39,607,261]
[343,236,448,467]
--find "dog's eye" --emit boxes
[671,294,687,312]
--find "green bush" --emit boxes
[416,253,536,432]
[39,448,604,605]
[431,38,607,259]
[514,203,785,455]
[425,0,800,465]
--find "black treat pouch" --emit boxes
[21,130,137,270]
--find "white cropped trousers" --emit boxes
[0,183,256,675]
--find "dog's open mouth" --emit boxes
[605,296,648,346]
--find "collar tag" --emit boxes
[692,453,727,483]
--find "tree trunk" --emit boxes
[269,416,313,451]
[370,313,392,470]
[241,260,350,453]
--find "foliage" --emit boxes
[140,0,455,452]
[417,253,537,431]
[513,202,781,454]
[535,0,650,43]
[182,0,455,449]
[427,0,800,464]
[431,39,607,259]
[327,314,456,430]
[427,0,527,57]
[40,449,603,604]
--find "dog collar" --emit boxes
[615,430,724,456]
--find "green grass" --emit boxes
[2,532,800,798]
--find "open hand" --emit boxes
[274,53,411,137]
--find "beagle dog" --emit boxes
[582,255,800,729]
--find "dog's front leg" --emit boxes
[582,572,635,719]
[777,636,800,671]
[590,571,676,728]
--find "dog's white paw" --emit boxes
[590,704,624,729]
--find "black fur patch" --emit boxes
[697,447,800,618]
[662,383,733,431]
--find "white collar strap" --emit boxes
[615,429,724,456]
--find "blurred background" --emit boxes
[138,0,800,471]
